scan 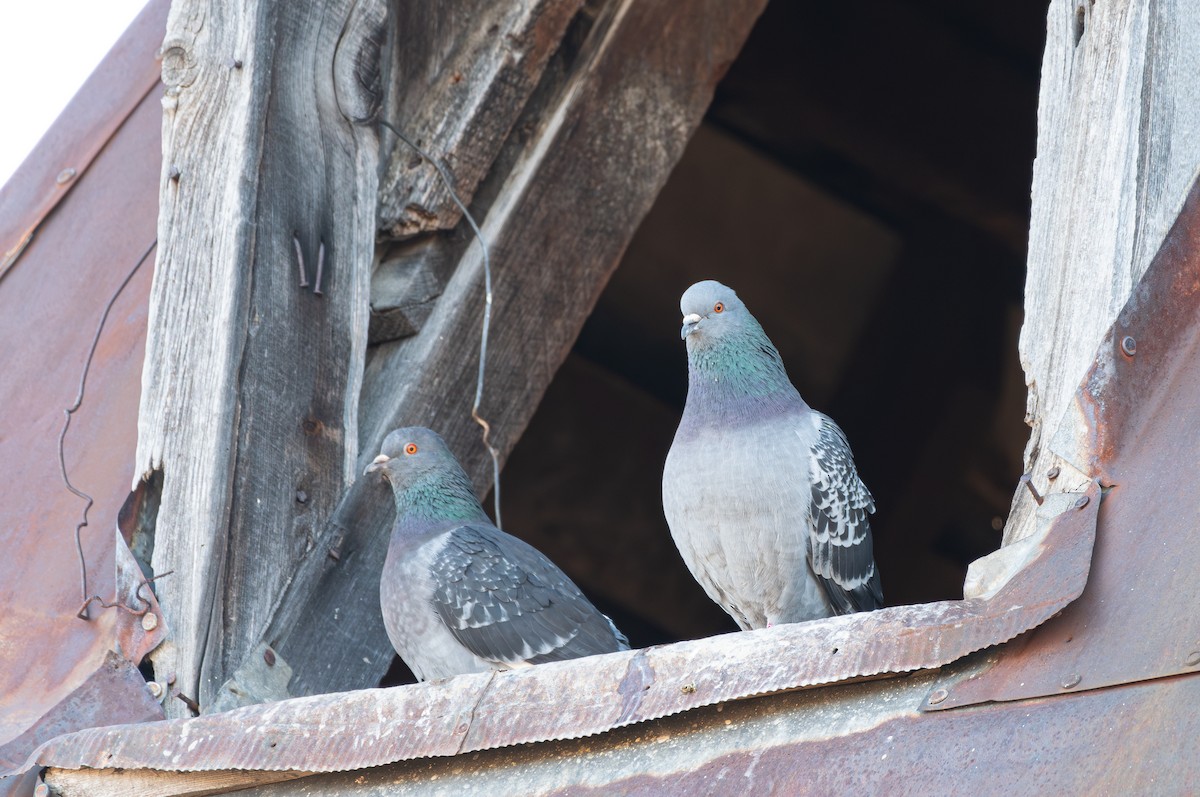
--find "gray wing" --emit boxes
[806,413,884,613]
[430,524,629,666]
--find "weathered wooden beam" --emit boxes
[1002,0,1200,549]
[139,0,385,716]
[377,0,584,238]
[244,0,769,699]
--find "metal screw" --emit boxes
[313,240,326,296]
[928,687,948,705]
[1074,495,1090,510]
[167,672,177,685]
[295,489,308,504]
[169,165,181,182]
[1120,335,1137,357]
[293,234,310,288]
[681,683,696,694]
[264,646,277,667]
[176,692,200,714]
[1047,466,1060,480]
[147,681,164,698]
[1061,673,1082,689]
[141,612,159,631]
[56,167,77,185]
[1020,474,1044,506]
[1185,651,1200,667]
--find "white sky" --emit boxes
[0,1,148,188]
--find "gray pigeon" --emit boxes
[366,427,629,681]
[662,280,883,629]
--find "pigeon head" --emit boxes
[678,280,751,347]
[365,427,488,524]
[365,427,460,487]
[676,280,799,407]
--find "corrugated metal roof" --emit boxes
[0,2,169,792]
[12,479,1094,779]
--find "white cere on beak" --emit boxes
[365,453,392,475]
[681,312,704,339]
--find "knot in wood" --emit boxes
[160,39,199,90]
[333,0,387,124]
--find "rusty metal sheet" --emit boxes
[0,651,163,797]
[112,532,169,665]
[0,0,167,279]
[11,482,1096,779]
[547,677,1200,797]
[0,0,167,779]
[0,652,162,773]
[928,176,1200,711]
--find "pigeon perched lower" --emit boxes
[366,427,629,681]
[662,280,883,630]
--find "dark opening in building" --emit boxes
[387,1,1045,680]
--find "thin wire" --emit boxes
[377,120,502,526]
[64,239,157,620]
[77,569,174,619]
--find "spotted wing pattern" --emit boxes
[429,524,629,665]
[806,413,884,613]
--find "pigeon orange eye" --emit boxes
[404,443,418,455]
[713,302,725,313]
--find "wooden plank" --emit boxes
[248,0,769,698]
[377,0,583,237]
[1005,0,1200,547]
[139,0,385,716]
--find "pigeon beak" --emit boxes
[364,453,391,475]
[680,313,702,340]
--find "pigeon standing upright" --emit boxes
[662,280,883,629]
[366,427,629,681]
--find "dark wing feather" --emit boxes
[430,524,629,666]
[806,413,884,613]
